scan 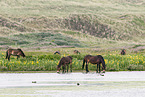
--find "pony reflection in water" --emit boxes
[82,55,106,73]
[57,56,73,73]
[6,48,26,61]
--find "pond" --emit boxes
[0,71,145,97]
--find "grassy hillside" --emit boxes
[0,0,145,51]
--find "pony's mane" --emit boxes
[67,56,73,60]
[57,57,64,68]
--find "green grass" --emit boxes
[0,49,145,72]
[2,30,136,49]
[7,31,84,48]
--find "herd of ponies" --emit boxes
[5,48,126,74]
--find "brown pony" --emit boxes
[82,55,106,73]
[57,56,73,73]
[54,51,61,55]
[74,50,80,54]
[121,49,126,55]
[6,48,25,61]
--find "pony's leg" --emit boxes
[8,55,10,61]
[86,62,89,73]
[6,52,8,59]
[62,65,65,73]
[62,65,66,73]
[82,59,85,70]
[67,64,69,73]
[64,65,66,73]
[70,63,72,72]
[96,64,99,73]
[17,56,20,60]
[98,64,101,73]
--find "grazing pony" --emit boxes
[82,55,106,73]
[121,49,126,55]
[57,56,73,73]
[74,50,80,54]
[6,48,25,61]
[54,51,61,55]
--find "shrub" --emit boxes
[127,65,137,70]
[1,66,8,71]
[38,55,61,60]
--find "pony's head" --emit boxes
[57,58,63,73]
[100,56,106,73]
[22,53,26,57]
[57,65,61,73]
[18,49,26,57]
[97,55,106,73]
[102,64,106,73]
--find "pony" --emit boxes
[57,56,73,73]
[74,50,80,54]
[54,51,61,55]
[6,48,25,61]
[82,55,106,73]
[121,49,126,55]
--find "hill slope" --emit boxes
[0,0,145,50]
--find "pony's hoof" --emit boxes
[102,70,105,73]
[57,71,60,73]
[86,71,89,73]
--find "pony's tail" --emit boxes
[82,59,85,70]
[6,50,8,59]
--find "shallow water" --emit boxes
[0,71,145,97]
